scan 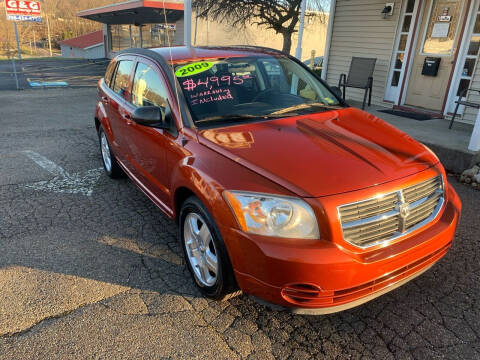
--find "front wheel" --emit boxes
[180,196,240,300]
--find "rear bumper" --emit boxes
[221,183,461,313]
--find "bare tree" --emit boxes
[193,0,327,54]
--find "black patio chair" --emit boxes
[449,88,480,129]
[338,57,377,110]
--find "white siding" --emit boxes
[86,44,106,59]
[326,0,403,105]
[60,44,105,59]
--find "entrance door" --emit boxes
[446,0,480,115]
[405,0,466,111]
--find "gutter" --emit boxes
[84,43,104,50]
[321,0,336,80]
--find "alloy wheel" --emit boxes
[183,213,219,287]
[100,131,112,173]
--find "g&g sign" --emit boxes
[5,0,42,22]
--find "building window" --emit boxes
[109,24,176,53]
[455,5,480,98]
[111,25,131,52]
[422,0,462,56]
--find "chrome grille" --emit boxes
[338,176,444,248]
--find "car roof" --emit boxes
[147,46,287,63]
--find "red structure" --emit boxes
[78,0,184,58]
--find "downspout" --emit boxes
[321,0,336,80]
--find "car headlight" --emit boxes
[223,191,320,239]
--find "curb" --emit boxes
[423,142,478,173]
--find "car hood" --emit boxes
[197,107,439,197]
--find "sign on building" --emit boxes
[5,0,42,22]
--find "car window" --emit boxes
[260,59,290,91]
[112,60,133,99]
[132,62,167,108]
[174,55,341,127]
[104,60,117,88]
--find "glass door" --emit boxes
[446,1,480,114]
[385,0,421,103]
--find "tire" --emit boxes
[98,126,124,178]
[179,196,240,300]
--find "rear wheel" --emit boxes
[180,196,240,300]
[98,126,124,178]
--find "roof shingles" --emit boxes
[60,31,104,49]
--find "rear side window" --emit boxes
[112,60,134,98]
[104,60,116,88]
[132,62,167,108]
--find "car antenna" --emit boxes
[163,0,184,133]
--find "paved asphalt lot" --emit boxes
[0,58,108,90]
[1,85,480,359]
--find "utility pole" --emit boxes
[295,0,307,60]
[46,13,53,56]
[14,22,22,60]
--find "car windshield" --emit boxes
[173,55,342,127]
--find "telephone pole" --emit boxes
[295,0,307,60]
[46,13,53,56]
[14,22,22,60]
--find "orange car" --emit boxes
[95,46,461,314]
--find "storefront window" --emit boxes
[399,34,408,51]
[111,25,131,52]
[406,0,415,13]
[109,24,176,53]
[422,0,462,55]
[140,26,152,48]
[474,14,480,33]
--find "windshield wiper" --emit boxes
[269,102,341,116]
[196,113,295,124]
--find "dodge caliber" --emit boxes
[95,46,461,314]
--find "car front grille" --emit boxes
[338,176,444,248]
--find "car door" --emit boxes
[126,57,180,207]
[105,56,135,164]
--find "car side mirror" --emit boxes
[131,106,168,128]
[330,86,343,99]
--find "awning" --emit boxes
[77,0,184,25]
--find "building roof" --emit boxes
[77,0,183,25]
[60,31,104,49]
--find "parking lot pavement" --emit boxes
[1,87,480,359]
[0,60,29,90]
[0,58,108,91]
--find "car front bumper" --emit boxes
[220,182,461,313]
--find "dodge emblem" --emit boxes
[398,203,410,218]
